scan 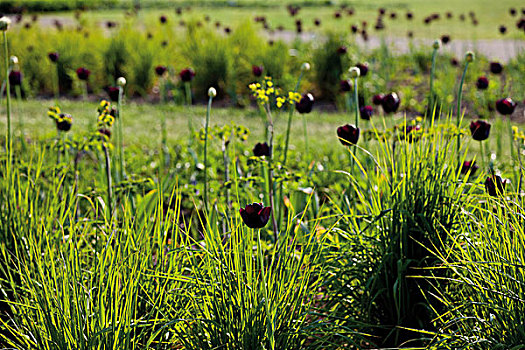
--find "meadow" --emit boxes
[0,1,525,349]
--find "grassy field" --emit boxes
[34,0,525,40]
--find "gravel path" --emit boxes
[269,31,524,61]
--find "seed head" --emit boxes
[0,17,11,31]
[465,51,475,62]
[349,67,360,78]
[432,40,440,49]
[117,77,126,87]
[10,56,18,65]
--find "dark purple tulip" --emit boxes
[56,114,72,132]
[239,203,271,229]
[489,62,503,74]
[76,67,91,81]
[337,124,360,145]
[252,65,264,77]
[441,35,451,44]
[253,142,270,157]
[485,175,507,197]
[372,94,384,106]
[406,12,413,20]
[424,17,431,24]
[105,86,120,102]
[224,27,231,34]
[296,93,314,114]
[215,21,221,27]
[431,13,440,20]
[518,18,525,30]
[510,8,517,16]
[378,8,386,15]
[106,21,117,28]
[446,12,453,19]
[314,18,321,26]
[496,97,517,115]
[356,62,369,76]
[8,71,22,86]
[160,15,167,24]
[155,65,168,76]
[175,7,182,15]
[48,52,59,63]
[499,25,507,34]
[340,80,352,92]
[476,76,489,90]
[337,46,347,55]
[407,31,414,38]
[470,120,491,141]
[179,68,195,82]
[334,12,342,19]
[459,14,465,21]
[347,9,354,16]
[404,124,422,142]
[374,19,385,30]
[461,160,479,175]
[450,58,459,66]
[351,25,358,33]
[381,92,400,114]
[360,105,373,120]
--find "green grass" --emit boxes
[33,0,525,40]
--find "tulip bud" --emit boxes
[10,56,18,65]
[208,87,217,98]
[465,51,475,62]
[301,62,311,71]
[0,17,11,31]
[349,67,360,78]
[117,77,126,87]
[432,39,440,49]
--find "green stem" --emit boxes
[203,94,213,213]
[354,77,359,128]
[117,86,124,181]
[3,31,11,166]
[507,117,518,185]
[265,103,279,243]
[184,81,192,106]
[429,47,437,117]
[283,71,304,165]
[456,61,469,165]
[54,64,60,103]
[83,80,88,102]
[302,114,309,155]
[103,143,113,219]
[480,140,486,172]
[257,229,275,350]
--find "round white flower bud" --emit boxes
[117,77,127,87]
[301,62,311,71]
[208,87,217,98]
[0,17,11,31]
[348,67,360,78]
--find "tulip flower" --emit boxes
[295,93,314,114]
[337,124,360,146]
[461,160,479,175]
[489,62,503,74]
[340,79,351,92]
[179,67,195,82]
[360,105,373,120]
[381,92,400,114]
[470,120,491,141]
[476,76,489,90]
[372,94,384,106]
[252,65,264,77]
[48,52,59,63]
[8,71,22,86]
[485,175,507,197]
[239,203,272,229]
[356,62,369,76]
[496,97,517,115]
[76,67,91,81]
[155,65,167,77]
[253,142,270,157]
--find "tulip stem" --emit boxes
[480,141,486,172]
[257,229,275,350]
[265,103,279,244]
[456,61,470,165]
[103,143,113,219]
[429,46,438,117]
[507,117,517,183]
[203,94,214,213]
[82,81,88,102]
[302,114,309,155]
[3,31,11,168]
[54,64,60,103]
[283,70,304,166]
